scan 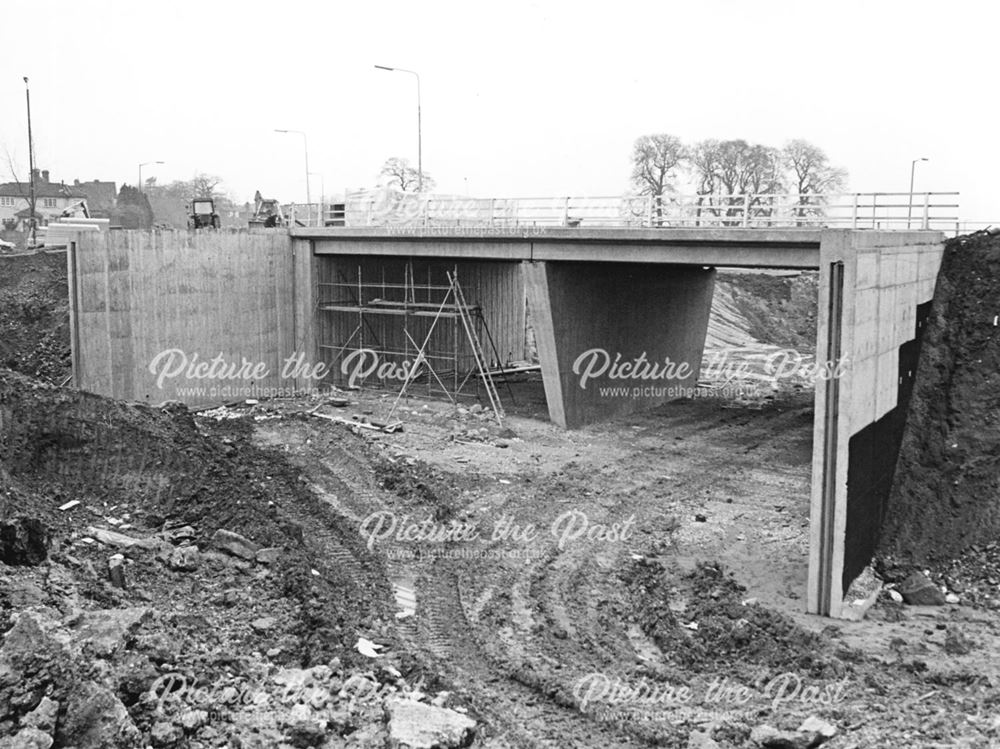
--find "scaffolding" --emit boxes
[317,262,509,415]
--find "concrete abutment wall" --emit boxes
[807,230,944,617]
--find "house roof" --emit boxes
[0,181,86,199]
[72,180,117,208]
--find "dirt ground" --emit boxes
[0,250,70,384]
[2,256,1000,747]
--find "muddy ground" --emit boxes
[1,254,1000,747]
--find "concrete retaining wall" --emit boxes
[71,230,317,406]
[808,230,944,617]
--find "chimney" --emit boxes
[31,168,40,182]
[41,170,49,183]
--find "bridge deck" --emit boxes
[292,226,824,269]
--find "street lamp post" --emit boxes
[375,65,422,192]
[138,161,164,193]
[23,77,36,246]
[275,129,311,222]
[908,157,928,229]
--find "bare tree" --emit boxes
[2,148,32,231]
[630,134,685,225]
[782,140,847,223]
[379,157,434,192]
[190,173,223,199]
[689,139,783,224]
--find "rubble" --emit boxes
[0,518,49,566]
[211,528,260,560]
[898,571,946,606]
[384,697,477,749]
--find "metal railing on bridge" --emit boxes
[287,191,961,232]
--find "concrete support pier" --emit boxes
[524,261,716,428]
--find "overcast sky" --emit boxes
[0,0,994,220]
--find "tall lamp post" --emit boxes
[374,65,422,192]
[274,129,311,222]
[23,77,36,246]
[138,161,164,193]
[908,157,928,229]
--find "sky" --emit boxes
[0,0,995,220]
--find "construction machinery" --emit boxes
[249,190,286,228]
[59,200,90,219]
[187,198,221,230]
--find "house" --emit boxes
[0,169,88,230]
[71,178,117,218]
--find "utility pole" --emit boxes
[24,77,36,246]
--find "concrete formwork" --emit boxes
[807,230,944,617]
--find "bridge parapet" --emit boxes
[288,191,960,232]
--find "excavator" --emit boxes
[249,190,286,228]
[60,200,90,219]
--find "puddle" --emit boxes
[392,574,417,619]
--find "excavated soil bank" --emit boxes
[0,251,70,384]
[879,231,1000,567]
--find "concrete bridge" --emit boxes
[70,223,946,618]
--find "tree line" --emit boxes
[630,135,847,222]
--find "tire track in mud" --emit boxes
[256,422,650,748]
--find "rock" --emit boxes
[179,709,209,732]
[798,715,837,743]
[107,554,127,589]
[945,592,961,604]
[211,529,260,560]
[749,724,810,749]
[163,526,196,544]
[150,720,183,746]
[385,696,476,749]
[166,545,200,572]
[887,588,904,603]
[22,696,59,733]
[285,717,326,748]
[0,517,49,566]
[944,626,975,655]
[255,547,281,565]
[898,572,946,606]
[73,607,151,658]
[250,617,277,633]
[0,727,53,749]
[1,578,46,608]
[687,730,721,748]
[86,526,161,551]
[55,680,141,748]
